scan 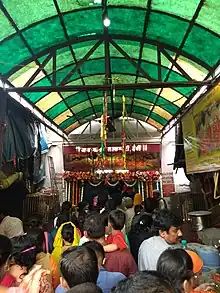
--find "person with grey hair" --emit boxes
[124,198,134,234]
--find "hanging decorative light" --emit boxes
[122,95,127,169]
[100,90,108,157]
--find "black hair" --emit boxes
[101,210,109,227]
[56,212,80,230]
[77,201,90,232]
[157,249,193,293]
[77,201,89,215]
[83,241,105,263]
[10,234,37,272]
[0,235,12,267]
[152,210,183,234]
[111,271,174,293]
[66,283,102,293]
[97,191,109,209]
[134,205,143,215]
[71,214,80,229]
[60,246,99,288]
[121,192,129,198]
[27,214,43,229]
[109,210,126,231]
[57,213,70,229]
[131,214,152,234]
[26,228,45,253]
[104,199,117,212]
[61,201,72,213]
[114,196,123,208]
[61,223,75,244]
[84,214,105,239]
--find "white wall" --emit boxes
[43,129,64,188]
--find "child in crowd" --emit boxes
[27,228,60,289]
[104,210,127,253]
[10,234,53,293]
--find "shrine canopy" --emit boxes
[0,0,219,134]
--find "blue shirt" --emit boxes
[55,266,126,293]
[97,266,126,293]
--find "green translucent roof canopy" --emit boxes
[0,0,219,134]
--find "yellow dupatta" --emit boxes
[51,222,80,264]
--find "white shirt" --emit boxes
[138,236,170,271]
[0,216,24,238]
[79,236,89,246]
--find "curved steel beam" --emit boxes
[4,34,211,78]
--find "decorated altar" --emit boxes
[63,168,160,206]
[63,95,161,205]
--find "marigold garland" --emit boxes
[63,171,160,183]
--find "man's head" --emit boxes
[83,241,105,267]
[60,246,99,289]
[61,201,72,214]
[27,214,43,229]
[109,210,126,231]
[152,210,183,244]
[83,213,105,240]
[124,198,133,209]
[111,271,174,293]
[66,283,102,293]
[97,191,109,208]
[26,227,44,253]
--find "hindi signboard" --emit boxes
[63,144,160,172]
[182,84,220,173]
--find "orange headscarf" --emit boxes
[133,193,142,206]
[186,250,203,273]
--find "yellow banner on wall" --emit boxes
[182,84,220,173]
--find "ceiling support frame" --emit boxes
[24,53,53,87]
[157,48,162,81]
[0,1,81,126]
[4,34,211,79]
[146,0,205,123]
[52,52,57,86]
[60,39,103,85]
[130,0,152,116]
[53,0,97,118]
[110,39,154,82]
[159,48,193,80]
[6,80,215,93]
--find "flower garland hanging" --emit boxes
[88,179,103,187]
[100,91,108,157]
[63,171,160,182]
[105,179,120,187]
[105,173,120,186]
[121,95,127,169]
[124,179,137,187]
